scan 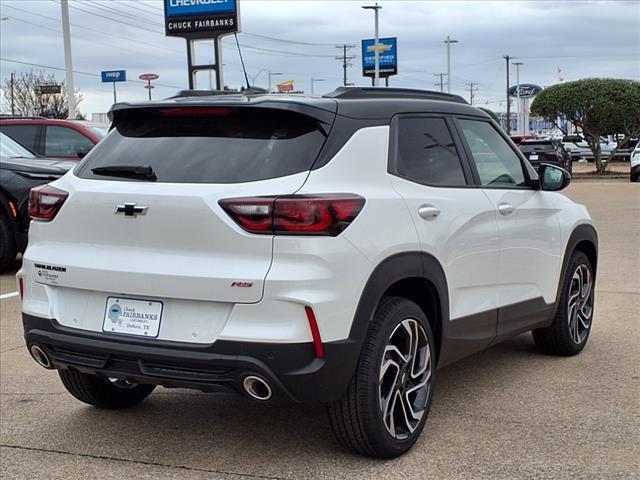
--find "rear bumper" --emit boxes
[23,313,360,403]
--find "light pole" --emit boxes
[513,62,524,134]
[60,0,76,119]
[362,3,382,87]
[311,78,325,94]
[268,71,283,93]
[444,36,458,94]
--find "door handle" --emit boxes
[418,205,441,219]
[498,203,515,216]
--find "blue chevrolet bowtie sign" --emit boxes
[361,37,398,78]
[101,70,127,83]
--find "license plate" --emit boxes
[530,153,539,160]
[102,297,163,338]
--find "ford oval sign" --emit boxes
[509,84,543,98]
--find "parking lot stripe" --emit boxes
[0,291,19,300]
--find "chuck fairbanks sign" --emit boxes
[164,0,238,39]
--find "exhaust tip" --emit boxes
[29,345,52,369]
[242,375,272,401]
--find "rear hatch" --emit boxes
[519,140,560,165]
[26,102,335,310]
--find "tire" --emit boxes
[631,171,639,183]
[327,296,436,458]
[59,370,156,409]
[532,251,594,356]
[0,214,17,273]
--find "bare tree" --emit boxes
[2,70,83,119]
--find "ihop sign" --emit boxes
[508,84,543,98]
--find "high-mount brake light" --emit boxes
[157,107,231,117]
[219,195,365,236]
[28,185,69,221]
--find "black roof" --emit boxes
[109,87,487,122]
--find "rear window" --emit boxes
[519,140,557,151]
[75,108,328,183]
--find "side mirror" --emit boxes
[539,163,571,191]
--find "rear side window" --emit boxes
[0,125,40,153]
[395,117,467,186]
[76,108,328,184]
[458,119,526,187]
[45,126,95,157]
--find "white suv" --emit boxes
[19,87,598,458]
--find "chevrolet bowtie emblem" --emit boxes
[114,203,148,217]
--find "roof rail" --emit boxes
[167,86,269,99]
[323,87,468,104]
[0,115,47,120]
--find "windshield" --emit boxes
[0,132,36,158]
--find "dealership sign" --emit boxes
[361,37,397,77]
[508,84,543,98]
[164,0,239,39]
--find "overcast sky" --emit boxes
[1,0,638,118]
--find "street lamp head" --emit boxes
[513,62,524,66]
[362,3,382,10]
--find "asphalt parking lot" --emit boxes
[1,179,638,480]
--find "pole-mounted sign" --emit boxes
[362,37,397,81]
[101,70,127,104]
[139,73,159,101]
[163,0,240,90]
[36,84,62,95]
[508,84,542,98]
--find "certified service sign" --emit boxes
[164,0,239,39]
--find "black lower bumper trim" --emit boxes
[23,314,361,403]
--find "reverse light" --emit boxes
[219,194,365,236]
[28,185,69,221]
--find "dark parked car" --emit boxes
[519,138,572,173]
[0,117,107,160]
[0,133,74,271]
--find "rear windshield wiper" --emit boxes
[91,165,157,181]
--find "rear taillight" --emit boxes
[28,185,68,221]
[219,194,365,236]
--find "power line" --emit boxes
[3,5,182,55]
[0,57,184,89]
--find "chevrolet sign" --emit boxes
[164,0,239,39]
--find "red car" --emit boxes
[0,117,108,160]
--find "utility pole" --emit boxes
[444,36,458,94]
[335,44,356,86]
[513,62,524,135]
[465,82,477,105]
[362,3,382,87]
[503,55,511,134]
[433,73,446,92]
[60,0,76,119]
[10,72,15,115]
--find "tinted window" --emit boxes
[0,125,40,153]
[396,117,466,186]
[45,126,95,157]
[76,108,327,184]
[459,119,526,187]
[0,132,36,158]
